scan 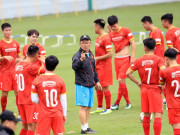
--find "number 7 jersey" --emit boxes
[31,73,66,117]
[160,65,180,108]
[129,54,164,85]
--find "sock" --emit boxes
[153,118,162,135]
[104,91,111,109]
[81,124,87,131]
[85,123,89,129]
[174,129,180,135]
[19,129,28,135]
[1,96,7,112]
[115,83,125,105]
[27,130,35,135]
[123,85,131,104]
[16,95,20,115]
[96,91,103,108]
[142,116,150,135]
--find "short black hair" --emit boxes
[161,13,173,24]
[45,55,59,71]
[143,38,156,50]
[1,23,11,31]
[164,48,177,59]
[27,45,39,57]
[94,19,105,28]
[141,16,153,24]
[27,29,39,37]
[107,15,118,26]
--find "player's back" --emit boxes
[0,39,20,72]
[132,54,164,85]
[32,74,66,117]
[160,65,180,108]
[166,26,180,50]
[15,61,40,104]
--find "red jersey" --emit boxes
[22,43,46,67]
[160,65,180,108]
[95,34,112,70]
[0,39,20,73]
[15,61,45,104]
[129,54,164,85]
[166,26,180,50]
[149,27,165,58]
[31,74,66,117]
[109,27,134,53]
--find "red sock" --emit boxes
[16,95,20,115]
[96,91,103,108]
[104,91,111,109]
[123,85,131,104]
[19,129,28,135]
[115,83,125,105]
[174,129,180,135]
[1,96,7,112]
[142,116,150,135]
[153,118,162,135]
[27,131,35,135]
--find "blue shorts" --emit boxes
[75,85,94,107]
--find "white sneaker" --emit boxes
[124,104,131,109]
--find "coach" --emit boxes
[72,34,102,134]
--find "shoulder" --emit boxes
[73,49,81,58]
[12,39,19,44]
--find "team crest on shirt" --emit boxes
[42,81,56,87]
[171,71,180,78]
[16,66,23,71]
[95,43,100,47]
[13,44,16,47]
[142,60,153,66]
[175,30,180,36]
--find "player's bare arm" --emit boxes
[16,54,21,63]
[95,50,112,62]
[126,69,141,88]
[0,56,14,62]
[130,39,136,64]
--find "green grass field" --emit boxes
[1,1,180,134]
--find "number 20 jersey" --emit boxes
[160,65,180,108]
[129,54,164,85]
[31,74,66,117]
[15,61,43,104]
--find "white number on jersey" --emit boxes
[171,80,180,97]
[16,74,25,91]
[44,89,58,107]
[145,68,152,84]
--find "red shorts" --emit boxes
[0,72,17,91]
[96,68,113,87]
[19,104,34,124]
[141,85,163,113]
[36,112,65,135]
[168,108,180,124]
[114,56,130,80]
[33,104,39,123]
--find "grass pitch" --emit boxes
[1,1,180,135]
